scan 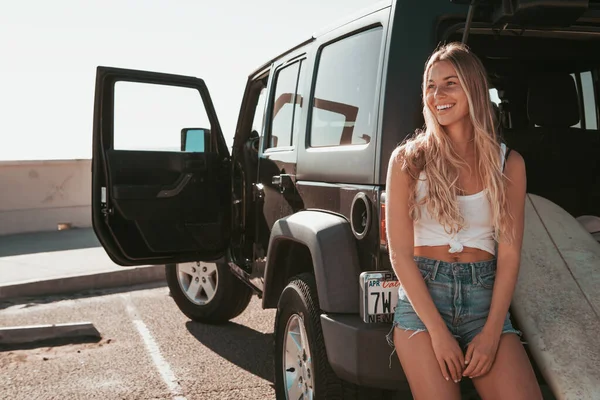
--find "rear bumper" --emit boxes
[320,313,408,391]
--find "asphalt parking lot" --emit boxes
[0,284,277,400]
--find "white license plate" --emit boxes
[359,271,401,323]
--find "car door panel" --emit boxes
[105,149,228,251]
[92,66,230,266]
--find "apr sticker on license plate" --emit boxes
[359,271,401,323]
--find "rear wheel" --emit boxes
[274,273,395,400]
[166,261,253,324]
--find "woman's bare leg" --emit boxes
[393,327,461,400]
[471,333,542,400]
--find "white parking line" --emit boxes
[122,294,187,400]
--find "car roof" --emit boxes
[247,0,393,79]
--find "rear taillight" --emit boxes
[380,191,387,249]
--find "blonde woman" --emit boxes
[385,42,542,399]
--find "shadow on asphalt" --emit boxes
[186,320,275,383]
[0,281,167,311]
[0,228,100,257]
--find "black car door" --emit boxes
[255,57,306,255]
[92,67,231,266]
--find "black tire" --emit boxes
[274,273,394,400]
[166,262,253,324]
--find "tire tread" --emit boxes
[275,273,394,400]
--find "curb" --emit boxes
[0,322,101,346]
[0,265,166,301]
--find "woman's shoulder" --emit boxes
[389,144,425,185]
[388,146,409,178]
[503,146,525,167]
[393,135,427,163]
[503,146,526,178]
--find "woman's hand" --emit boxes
[430,329,465,383]
[462,329,501,378]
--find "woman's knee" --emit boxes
[472,333,542,399]
[393,328,462,399]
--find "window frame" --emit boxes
[585,68,599,130]
[305,25,385,150]
[264,57,305,153]
[572,69,599,130]
[295,6,390,185]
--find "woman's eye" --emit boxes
[447,81,456,86]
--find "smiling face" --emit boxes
[425,60,470,128]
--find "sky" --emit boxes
[0,0,381,161]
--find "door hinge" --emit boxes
[253,183,264,200]
[100,186,113,216]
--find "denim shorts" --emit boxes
[386,256,521,353]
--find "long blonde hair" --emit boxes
[397,42,513,242]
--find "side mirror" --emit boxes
[181,128,210,152]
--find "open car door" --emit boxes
[92,67,231,266]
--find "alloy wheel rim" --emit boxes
[176,262,218,305]
[283,313,314,400]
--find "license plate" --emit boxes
[359,271,400,323]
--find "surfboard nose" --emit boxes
[513,194,600,399]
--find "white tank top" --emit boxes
[413,143,507,256]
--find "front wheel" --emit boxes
[166,261,253,324]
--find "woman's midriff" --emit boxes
[414,245,495,263]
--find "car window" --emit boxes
[309,27,383,147]
[581,71,597,130]
[292,61,306,143]
[268,62,302,149]
[489,88,500,105]
[252,85,268,137]
[570,71,598,130]
[113,81,210,152]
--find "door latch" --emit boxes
[272,174,294,192]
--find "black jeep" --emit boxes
[91,0,600,398]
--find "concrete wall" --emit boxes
[0,159,92,236]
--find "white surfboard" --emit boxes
[512,194,600,399]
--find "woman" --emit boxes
[385,42,542,399]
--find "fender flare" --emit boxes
[262,210,361,313]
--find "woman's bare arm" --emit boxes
[485,150,527,334]
[385,148,447,336]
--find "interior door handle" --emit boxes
[157,173,193,198]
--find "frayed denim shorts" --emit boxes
[386,256,521,353]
